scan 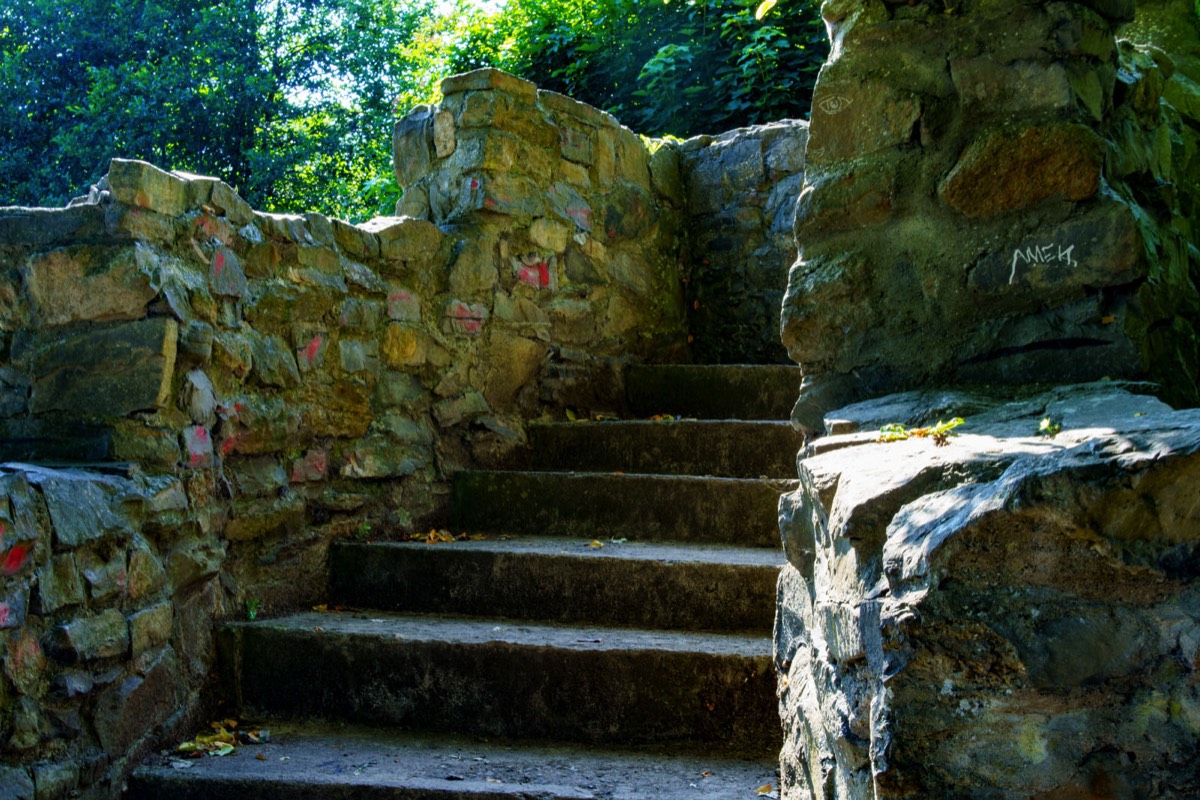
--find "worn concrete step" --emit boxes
[500,420,801,478]
[129,722,780,799]
[626,364,801,420]
[330,539,782,634]
[450,471,793,548]
[219,612,778,756]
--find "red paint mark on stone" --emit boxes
[291,449,328,482]
[470,179,480,190]
[0,603,11,627]
[607,226,617,240]
[484,198,497,208]
[220,435,238,455]
[448,302,485,335]
[566,206,592,229]
[302,335,324,365]
[1,543,30,576]
[517,262,550,289]
[214,249,226,279]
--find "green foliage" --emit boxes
[1,0,827,214]
[878,418,965,446]
[0,0,433,220]
[436,0,827,138]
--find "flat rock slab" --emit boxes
[130,722,780,799]
[222,612,777,754]
[625,364,801,421]
[511,420,802,478]
[451,471,795,547]
[331,538,782,633]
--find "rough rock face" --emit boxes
[394,69,810,369]
[780,0,1200,430]
[775,383,1200,797]
[677,121,809,364]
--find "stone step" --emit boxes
[625,364,801,420]
[330,539,782,634]
[219,612,778,756]
[450,471,793,548]
[128,722,780,799]
[500,420,801,478]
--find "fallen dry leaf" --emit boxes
[756,783,773,796]
[587,540,604,549]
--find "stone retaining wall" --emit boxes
[0,68,813,795]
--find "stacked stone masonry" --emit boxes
[0,69,811,798]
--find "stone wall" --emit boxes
[393,69,810,368]
[780,0,1200,431]
[677,121,809,364]
[0,81,695,791]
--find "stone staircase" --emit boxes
[128,365,801,799]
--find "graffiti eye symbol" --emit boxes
[817,95,852,115]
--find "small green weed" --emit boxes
[878,418,965,447]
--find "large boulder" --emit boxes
[776,383,1200,797]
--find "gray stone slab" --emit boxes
[130,722,778,800]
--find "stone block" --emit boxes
[127,537,167,600]
[538,88,619,129]
[0,585,28,629]
[34,470,134,548]
[249,332,301,389]
[547,182,593,231]
[648,144,683,205]
[128,601,172,656]
[29,317,178,417]
[448,240,498,296]
[290,449,329,483]
[107,159,189,217]
[331,218,381,259]
[433,391,490,428]
[483,331,547,407]
[295,380,373,438]
[93,648,179,754]
[434,108,457,158]
[394,105,434,189]
[0,765,34,800]
[31,761,78,800]
[939,124,1103,218]
[530,218,570,252]
[110,423,180,470]
[37,554,85,613]
[209,182,254,226]
[297,244,340,273]
[339,437,425,479]
[374,372,427,411]
[0,205,111,248]
[209,246,249,297]
[3,631,45,694]
[229,456,288,497]
[47,609,128,663]
[79,549,128,603]
[360,216,444,261]
[443,300,489,337]
[382,322,429,366]
[441,67,537,101]
[23,245,155,326]
[386,289,422,322]
[338,339,379,374]
[181,425,214,469]
[224,494,304,541]
[804,79,921,165]
[218,396,301,456]
[166,538,225,591]
[338,297,385,332]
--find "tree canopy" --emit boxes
[0,0,826,220]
